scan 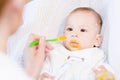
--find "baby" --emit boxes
[39,7,115,80]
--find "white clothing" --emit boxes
[0,52,33,80]
[41,44,113,80]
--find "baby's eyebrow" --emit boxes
[78,25,88,28]
[65,24,71,26]
[65,24,75,27]
[65,26,72,28]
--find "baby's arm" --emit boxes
[93,65,115,80]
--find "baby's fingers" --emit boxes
[93,65,107,74]
[40,73,55,80]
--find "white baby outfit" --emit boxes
[41,44,107,80]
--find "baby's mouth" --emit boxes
[70,40,81,49]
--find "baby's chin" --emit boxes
[69,48,80,51]
[65,46,82,51]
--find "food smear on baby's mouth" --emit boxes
[70,39,81,49]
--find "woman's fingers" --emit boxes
[37,36,46,56]
[45,43,53,56]
[28,33,40,43]
[28,34,40,54]
[46,43,54,50]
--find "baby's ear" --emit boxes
[94,34,103,47]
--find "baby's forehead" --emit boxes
[68,10,102,28]
[69,10,98,20]
[66,11,101,32]
[70,8,102,26]
[67,11,98,24]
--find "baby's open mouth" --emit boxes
[70,40,81,49]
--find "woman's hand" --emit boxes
[23,34,53,79]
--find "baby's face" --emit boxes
[64,11,102,51]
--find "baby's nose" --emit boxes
[71,34,78,37]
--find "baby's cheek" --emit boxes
[63,41,68,47]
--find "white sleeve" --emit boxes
[0,53,33,80]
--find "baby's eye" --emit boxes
[66,28,73,31]
[80,29,87,32]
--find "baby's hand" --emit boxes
[93,65,115,80]
[39,73,55,80]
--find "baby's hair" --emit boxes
[70,7,102,32]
